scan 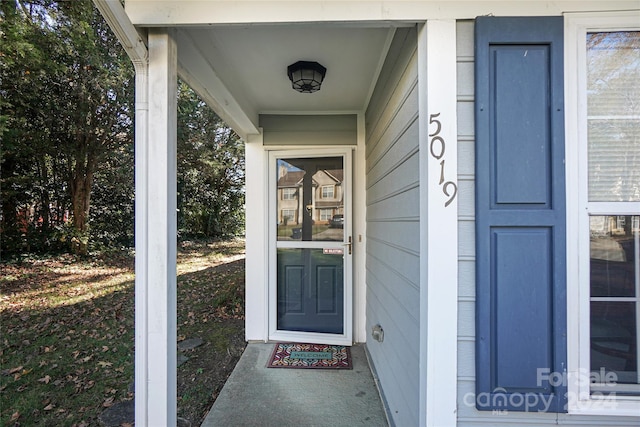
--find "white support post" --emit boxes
[136,28,178,426]
[244,130,268,341]
[418,20,458,427]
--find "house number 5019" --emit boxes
[429,113,457,207]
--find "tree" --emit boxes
[177,81,245,239]
[1,2,244,257]
[0,0,134,255]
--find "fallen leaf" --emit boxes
[10,411,20,422]
[102,397,114,407]
[8,366,23,374]
[38,375,51,384]
[43,403,54,410]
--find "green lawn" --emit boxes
[277,224,330,238]
[1,240,246,426]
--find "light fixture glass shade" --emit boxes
[287,61,327,93]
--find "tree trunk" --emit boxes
[1,155,21,252]
[69,140,97,255]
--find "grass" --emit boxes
[1,239,246,426]
[276,224,330,238]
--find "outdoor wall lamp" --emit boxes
[287,61,327,93]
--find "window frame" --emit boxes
[281,209,296,223]
[319,209,332,221]
[282,188,296,200]
[321,185,334,199]
[565,11,640,417]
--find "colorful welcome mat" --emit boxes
[267,342,352,369]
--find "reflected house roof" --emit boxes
[277,171,305,187]
[323,169,343,183]
[277,169,343,188]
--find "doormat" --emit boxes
[267,343,352,369]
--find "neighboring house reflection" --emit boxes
[277,167,344,225]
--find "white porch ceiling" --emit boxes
[174,24,398,137]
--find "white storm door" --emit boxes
[269,149,353,346]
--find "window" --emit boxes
[589,215,639,394]
[282,188,296,200]
[319,209,332,221]
[321,185,334,199]
[566,13,640,416]
[281,209,295,223]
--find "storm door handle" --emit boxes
[343,236,352,255]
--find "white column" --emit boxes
[136,28,178,426]
[244,131,268,341]
[418,20,458,427]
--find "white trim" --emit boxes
[133,66,150,427]
[565,10,640,418]
[587,203,640,216]
[268,148,354,346]
[418,20,458,427]
[269,330,352,347]
[353,113,367,343]
[125,1,640,25]
[92,0,147,62]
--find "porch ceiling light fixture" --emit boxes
[287,61,327,93]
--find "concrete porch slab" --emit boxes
[201,343,388,427]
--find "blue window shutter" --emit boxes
[475,16,567,413]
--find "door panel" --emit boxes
[277,248,344,334]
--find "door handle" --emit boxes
[343,236,352,255]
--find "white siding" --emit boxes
[365,26,420,427]
[455,19,640,427]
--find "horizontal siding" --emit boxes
[259,114,358,145]
[365,26,420,427]
[455,19,640,426]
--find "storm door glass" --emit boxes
[275,156,345,334]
